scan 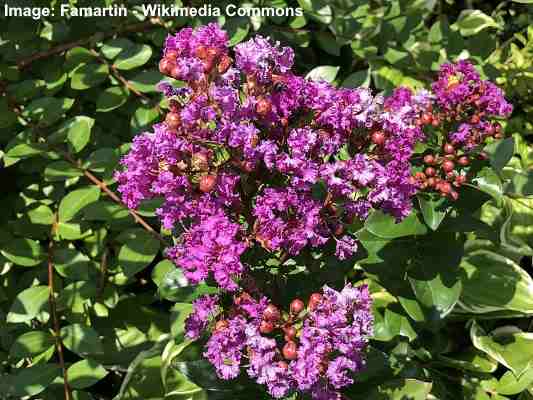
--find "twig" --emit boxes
[98,248,108,301]
[17,19,163,70]
[48,216,72,400]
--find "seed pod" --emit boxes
[290,299,305,315]
[282,341,298,360]
[263,304,281,322]
[199,174,217,193]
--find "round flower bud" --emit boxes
[165,112,181,130]
[282,341,298,360]
[458,156,470,166]
[260,320,275,334]
[170,65,182,80]
[165,50,178,61]
[424,167,436,177]
[421,113,432,125]
[371,131,386,146]
[283,325,297,339]
[263,304,281,322]
[427,177,436,188]
[443,143,455,155]
[159,58,174,75]
[450,190,459,201]
[215,320,229,332]
[256,98,272,115]
[290,299,305,315]
[308,293,323,311]
[199,174,217,193]
[439,181,452,195]
[442,160,455,173]
[423,154,435,165]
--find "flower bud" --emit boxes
[159,58,175,76]
[290,299,305,315]
[215,320,229,332]
[260,320,275,334]
[443,143,455,155]
[199,174,217,193]
[282,341,298,360]
[263,304,281,322]
[424,167,436,177]
[423,154,435,165]
[458,156,470,166]
[308,293,323,311]
[165,112,181,130]
[442,160,455,173]
[256,98,272,115]
[371,131,386,146]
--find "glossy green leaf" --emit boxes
[114,44,152,70]
[58,187,101,222]
[10,331,55,358]
[5,363,61,397]
[118,230,160,277]
[96,86,129,112]
[1,238,45,266]
[61,324,104,357]
[418,195,448,230]
[485,137,515,173]
[306,65,340,83]
[7,285,49,324]
[71,63,109,90]
[459,250,533,315]
[44,161,83,181]
[453,10,500,36]
[68,359,109,389]
[365,210,427,239]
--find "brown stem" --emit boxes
[48,217,72,400]
[17,19,163,70]
[77,160,166,244]
[97,248,108,301]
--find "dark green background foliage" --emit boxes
[1,0,533,399]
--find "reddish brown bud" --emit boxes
[427,177,436,187]
[217,55,232,74]
[165,112,181,130]
[431,117,440,127]
[282,341,298,360]
[165,50,178,61]
[457,156,469,166]
[215,320,229,332]
[159,58,175,75]
[199,174,217,193]
[455,175,467,186]
[308,293,323,311]
[278,361,289,370]
[195,45,208,59]
[439,181,452,195]
[478,151,489,160]
[442,160,455,173]
[260,320,275,334]
[415,172,426,181]
[450,190,459,201]
[263,304,281,322]
[423,154,435,165]
[425,167,436,177]
[421,113,432,125]
[256,98,272,115]
[283,325,297,339]
[371,131,386,146]
[470,114,480,124]
[290,299,305,315]
[443,143,455,155]
[191,153,209,171]
[170,65,182,80]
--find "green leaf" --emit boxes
[63,116,95,153]
[54,247,94,280]
[10,331,55,358]
[225,16,250,46]
[365,210,427,239]
[7,285,49,324]
[118,230,160,277]
[44,161,83,181]
[418,196,448,230]
[128,70,163,93]
[353,378,432,400]
[297,0,333,24]
[71,63,109,90]
[101,38,134,59]
[61,324,104,357]
[342,69,371,88]
[176,360,241,392]
[485,137,515,173]
[68,359,109,389]
[472,167,503,206]
[114,44,152,70]
[58,186,101,222]
[22,97,74,127]
[496,369,533,395]
[459,250,533,315]
[453,10,500,36]
[437,348,498,373]
[27,204,55,225]
[471,321,533,377]
[1,238,45,266]
[5,363,61,397]
[96,86,129,112]
[131,106,159,134]
[306,65,340,83]
[170,302,194,340]
[152,259,175,287]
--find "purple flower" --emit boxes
[185,295,220,339]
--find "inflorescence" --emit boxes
[115,23,512,400]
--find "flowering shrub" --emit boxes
[115,24,513,399]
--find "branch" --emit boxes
[17,18,163,70]
[48,216,72,400]
[61,152,166,244]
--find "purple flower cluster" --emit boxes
[183,285,372,400]
[115,23,513,399]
